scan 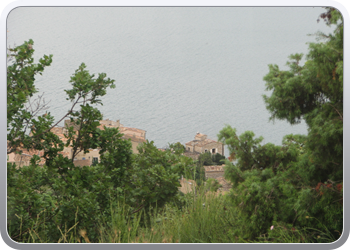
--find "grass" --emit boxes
[8,185,338,243]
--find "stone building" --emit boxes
[184,133,224,159]
[96,119,147,154]
[7,119,147,167]
[68,118,147,165]
[7,152,33,168]
[7,147,46,167]
[203,165,231,193]
[74,148,101,166]
[203,165,225,179]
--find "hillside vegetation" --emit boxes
[7,8,342,243]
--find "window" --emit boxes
[92,157,98,163]
[205,149,208,153]
[212,148,216,154]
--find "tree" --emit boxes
[262,7,343,183]
[125,141,184,214]
[7,39,53,155]
[218,8,343,242]
[198,152,213,166]
[212,153,226,165]
[167,142,186,155]
[7,40,186,242]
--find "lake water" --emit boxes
[7,7,334,155]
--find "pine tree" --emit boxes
[218,8,343,242]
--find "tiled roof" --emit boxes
[122,134,146,142]
[195,139,218,147]
[120,126,146,133]
[185,138,221,147]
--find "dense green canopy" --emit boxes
[218,7,343,241]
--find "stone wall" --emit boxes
[204,165,225,179]
[216,177,231,192]
[183,150,200,160]
[178,177,196,194]
[204,165,232,192]
[206,171,225,179]
[201,141,224,155]
[73,159,91,167]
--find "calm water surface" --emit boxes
[7,7,334,155]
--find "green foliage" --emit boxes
[196,151,226,166]
[125,141,183,213]
[7,39,53,155]
[167,142,186,155]
[198,152,213,166]
[212,153,225,165]
[205,178,222,193]
[262,8,343,183]
[194,152,212,186]
[7,8,343,243]
[218,8,343,241]
[7,40,186,242]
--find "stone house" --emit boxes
[96,119,147,154]
[74,148,101,166]
[7,119,147,167]
[68,118,147,165]
[184,133,224,159]
[7,147,46,167]
[7,152,33,168]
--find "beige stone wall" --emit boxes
[73,159,91,167]
[7,148,47,167]
[99,119,121,127]
[204,165,232,193]
[186,145,194,152]
[216,177,231,192]
[7,152,16,162]
[120,128,146,140]
[12,154,32,167]
[185,133,224,156]
[200,141,224,155]
[59,147,72,159]
[206,171,225,179]
[179,178,196,194]
[9,119,147,168]
[130,140,141,154]
[122,134,146,154]
[75,149,100,165]
[183,150,200,160]
[204,165,225,179]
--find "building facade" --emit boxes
[185,133,224,159]
[7,119,147,167]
